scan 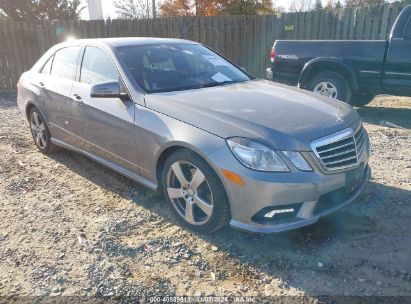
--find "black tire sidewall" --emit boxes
[29,108,54,154]
[161,149,230,233]
[307,71,352,103]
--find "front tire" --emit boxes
[29,107,59,154]
[306,71,352,103]
[161,149,230,233]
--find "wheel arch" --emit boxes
[25,99,49,123]
[154,142,230,200]
[155,144,186,185]
[25,102,37,121]
[299,58,359,92]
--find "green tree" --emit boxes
[0,0,84,21]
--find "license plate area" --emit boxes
[345,164,365,194]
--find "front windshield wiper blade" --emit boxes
[149,80,246,94]
[200,81,239,88]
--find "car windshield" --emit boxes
[117,43,252,93]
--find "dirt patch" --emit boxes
[0,93,410,299]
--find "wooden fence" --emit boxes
[0,0,410,92]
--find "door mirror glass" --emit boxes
[90,81,121,98]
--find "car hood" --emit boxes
[144,80,359,151]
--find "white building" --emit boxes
[87,0,104,20]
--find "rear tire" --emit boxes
[29,107,59,154]
[161,149,230,233]
[306,71,352,103]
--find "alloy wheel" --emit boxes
[313,81,338,99]
[166,161,214,225]
[30,111,47,149]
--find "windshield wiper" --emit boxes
[149,80,245,94]
[200,81,239,88]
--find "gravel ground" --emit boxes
[0,93,410,301]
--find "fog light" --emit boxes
[264,208,295,218]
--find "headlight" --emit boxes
[226,137,289,172]
[282,151,313,172]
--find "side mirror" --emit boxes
[90,81,120,98]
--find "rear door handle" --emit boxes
[38,82,45,88]
[72,94,83,104]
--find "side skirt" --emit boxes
[51,138,158,190]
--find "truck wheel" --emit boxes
[350,92,375,107]
[306,71,352,103]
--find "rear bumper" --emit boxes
[266,66,298,87]
[266,67,273,80]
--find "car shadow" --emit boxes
[357,105,411,129]
[49,148,411,296]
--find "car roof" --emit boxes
[61,37,198,48]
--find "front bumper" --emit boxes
[207,141,371,234]
[230,165,370,233]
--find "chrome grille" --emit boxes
[311,125,367,171]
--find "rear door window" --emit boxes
[80,46,119,85]
[50,46,81,80]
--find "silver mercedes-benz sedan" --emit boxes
[17,38,371,233]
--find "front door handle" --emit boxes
[72,94,83,104]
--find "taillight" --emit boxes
[270,49,275,63]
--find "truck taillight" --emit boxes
[270,49,275,63]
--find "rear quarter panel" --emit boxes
[17,72,46,125]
